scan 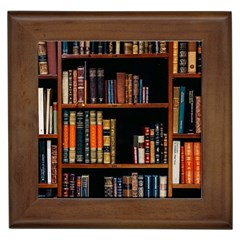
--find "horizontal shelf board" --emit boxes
[61,103,168,109]
[172,73,201,78]
[62,163,169,169]
[38,74,58,79]
[38,134,58,139]
[38,183,58,188]
[172,133,201,139]
[62,53,168,59]
[172,184,201,189]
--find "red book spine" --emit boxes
[144,127,150,163]
[47,41,57,75]
[184,142,194,184]
[193,142,201,184]
[180,146,185,184]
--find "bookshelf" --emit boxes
[9,11,232,228]
[37,40,202,199]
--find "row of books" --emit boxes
[62,41,168,55]
[62,68,150,105]
[63,173,89,198]
[172,141,201,184]
[63,110,116,164]
[38,88,58,134]
[133,123,168,164]
[173,41,202,74]
[39,140,57,184]
[173,86,201,134]
[104,173,167,198]
[38,41,57,75]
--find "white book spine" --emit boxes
[45,88,51,134]
[49,105,53,134]
[47,140,52,184]
[159,175,167,198]
[138,135,145,164]
[38,88,44,134]
[172,140,181,184]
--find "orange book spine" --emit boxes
[97,111,103,163]
[193,142,201,184]
[184,142,194,184]
[180,146,185,184]
[90,110,97,163]
[69,111,76,163]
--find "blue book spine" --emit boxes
[144,175,152,198]
[117,177,123,198]
[110,80,114,104]
[62,41,68,54]
[39,140,47,183]
[152,175,159,198]
[107,80,111,104]
[81,175,89,197]
[178,86,186,133]
[139,79,143,103]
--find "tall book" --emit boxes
[62,71,69,104]
[195,96,202,133]
[45,88,52,134]
[84,111,90,163]
[193,142,201,184]
[138,135,145,164]
[103,119,111,164]
[68,70,73,104]
[187,42,197,73]
[46,41,57,75]
[116,72,125,104]
[173,41,178,74]
[76,111,84,163]
[39,140,47,183]
[172,140,181,184]
[69,111,76,163]
[110,119,116,164]
[178,42,188,73]
[53,102,57,134]
[46,140,52,184]
[132,75,139,103]
[185,89,195,133]
[173,86,180,133]
[97,68,105,103]
[178,86,186,133]
[90,110,97,163]
[144,127,150,163]
[38,88,44,134]
[97,111,103,163]
[77,66,85,103]
[89,68,97,103]
[184,142,194,184]
[149,127,155,163]
[38,41,48,75]
[72,69,78,104]
[62,110,69,163]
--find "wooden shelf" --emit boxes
[172,73,201,78]
[172,133,201,139]
[38,74,58,80]
[38,183,58,188]
[172,184,201,189]
[62,53,168,59]
[62,163,169,169]
[61,103,168,109]
[38,134,58,139]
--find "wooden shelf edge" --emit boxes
[38,184,58,188]
[62,163,169,169]
[61,103,168,109]
[172,133,201,139]
[62,53,168,59]
[38,134,58,139]
[172,184,201,189]
[38,74,58,79]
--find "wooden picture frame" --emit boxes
[8,11,232,229]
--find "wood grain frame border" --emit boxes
[8,11,232,229]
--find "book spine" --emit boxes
[62,41,68,54]
[45,88,52,134]
[68,70,73,104]
[173,41,178,74]
[110,119,116,164]
[163,133,168,164]
[127,74,133,104]
[89,68,97,103]
[180,146,185,184]
[76,111,84,163]
[150,127,155,163]
[193,142,201,184]
[160,41,167,53]
[38,88,44,134]
[84,111,90,163]
[116,72,125,104]
[80,41,85,54]
[178,86,186,133]
[39,140,47,183]
[90,110,97,163]
[132,172,138,198]
[123,176,132,198]
[62,110,69,163]
[81,175,89,197]
[85,41,90,55]
[69,173,75,197]
[104,176,113,197]
[138,135,145,164]
[46,140,52,184]
[76,175,81,197]
[38,41,48,75]
[186,89,195,133]
[72,41,79,55]
[178,42,188,73]
[144,127,150,163]
[51,144,57,184]
[77,66,85,103]
[172,140,181,184]
[187,42,197,73]
[195,96,202,133]
[184,142,194,184]
[113,177,117,198]
[159,175,167,198]
[63,173,69,197]
[144,175,152,198]
[97,68,105,103]
[72,69,78,104]
[138,175,144,197]
[62,71,69,104]
[132,75,139,103]
[160,123,164,163]
[46,41,57,75]
[69,111,76,163]
[152,175,159,198]
[103,119,111,164]
[173,86,180,133]
[53,102,57,134]
[117,177,123,198]
[154,123,160,163]
[97,111,103,163]
[197,41,202,73]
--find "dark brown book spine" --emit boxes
[89,68,97,103]
[47,41,57,75]
[116,72,126,104]
[178,42,188,73]
[97,68,105,103]
[197,41,202,73]
[77,66,85,103]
